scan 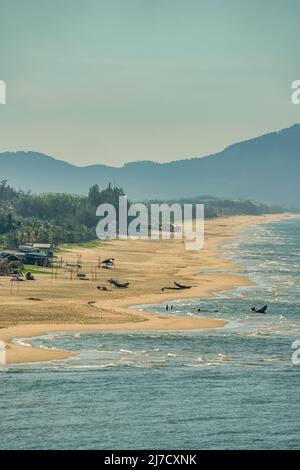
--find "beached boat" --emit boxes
[108,278,129,288]
[174,281,192,290]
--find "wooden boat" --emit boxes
[108,278,129,288]
[251,305,267,314]
[256,305,267,313]
[161,287,180,291]
[174,281,192,290]
[161,281,192,291]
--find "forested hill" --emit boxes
[0,123,300,204]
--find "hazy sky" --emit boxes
[0,0,300,166]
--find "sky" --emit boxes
[0,0,300,167]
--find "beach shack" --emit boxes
[0,252,24,275]
[18,243,54,266]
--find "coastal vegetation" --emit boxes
[0,178,284,248]
[0,180,124,247]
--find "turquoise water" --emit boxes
[0,219,300,449]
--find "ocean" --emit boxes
[0,218,299,449]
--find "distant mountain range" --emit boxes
[1,123,300,205]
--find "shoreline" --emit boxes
[0,213,297,365]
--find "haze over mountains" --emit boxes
[1,123,300,205]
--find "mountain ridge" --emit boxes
[1,123,300,204]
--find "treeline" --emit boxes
[0,179,284,248]
[147,196,284,219]
[191,196,284,218]
[0,180,124,247]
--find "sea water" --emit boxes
[0,218,299,449]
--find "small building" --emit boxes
[22,251,51,267]
[0,252,23,263]
[32,243,52,250]
[17,243,54,265]
[18,245,39,253]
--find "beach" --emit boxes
[0,213,295,364]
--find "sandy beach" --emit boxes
[0,213,295,364]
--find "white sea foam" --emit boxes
[14,339,32,348]
[195,357,203,362]
[120,348,138,355]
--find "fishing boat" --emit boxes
[251,305,267,314]
[108,278,129,288]
[174,281,192,289]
